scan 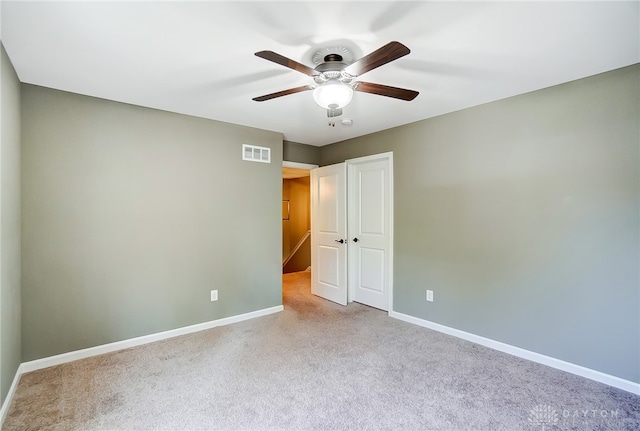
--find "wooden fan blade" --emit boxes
[255,51,318,76]
[252,85,314,102]
[343,41,410,77]
[354,82,419,101]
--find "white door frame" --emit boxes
[345,152,394,313]
[297,153,394,313]
[282,160,317,270]
[282,161,319,170]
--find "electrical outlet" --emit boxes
[210,290,218,302]
[426,290,434,302]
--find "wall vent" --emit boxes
[242,144,271,163]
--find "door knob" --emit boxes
[353,238,359,242]
[335,239,345,244]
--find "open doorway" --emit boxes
[282,162,317,274]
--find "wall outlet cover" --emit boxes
[210,290,218,301]
[426,290,433,302]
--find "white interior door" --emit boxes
[348,154,392,311]
[310,163,347,305]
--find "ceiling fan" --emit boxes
[252,41,419,118]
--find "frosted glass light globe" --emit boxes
[313,80,353,109]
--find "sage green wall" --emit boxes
[21,85,283,361]
[283,140,320,165]
[321,64,640,383]
[0,44,22,403]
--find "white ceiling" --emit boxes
[1,1,638,146]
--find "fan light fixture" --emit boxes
[313,80,353,109]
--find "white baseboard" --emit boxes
[0,304,284,425]
[0,363,24,425]
[20,305,284,373]
[389,310,640,395]
[3,305,636,426]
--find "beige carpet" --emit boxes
[3,270,639,430]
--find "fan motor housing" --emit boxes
[315,57,348,73]
[314,54,354,87]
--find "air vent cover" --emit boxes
[242,144,271,163]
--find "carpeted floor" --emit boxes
[3,270,639,430]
